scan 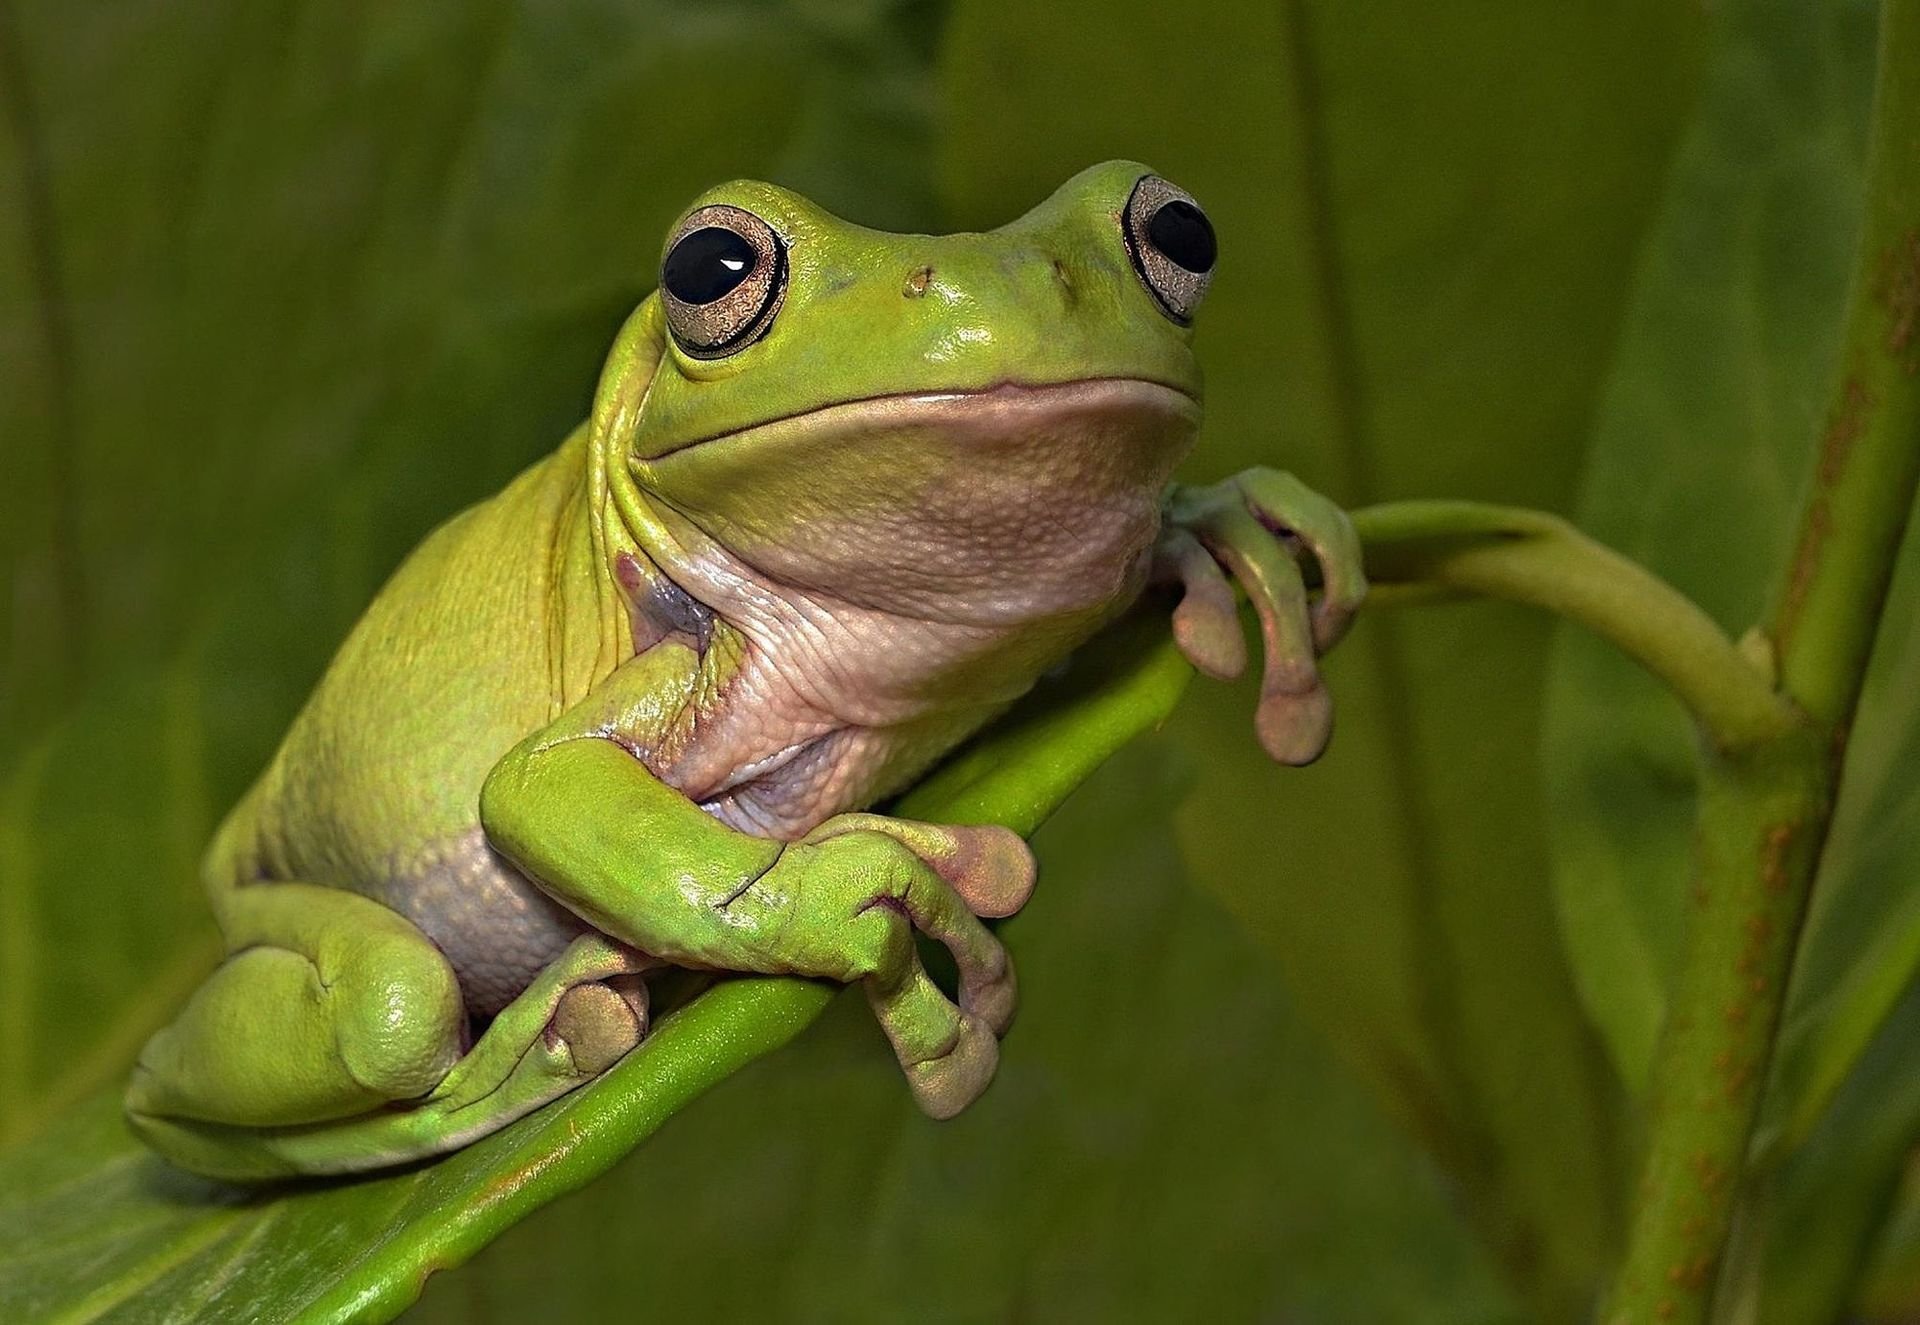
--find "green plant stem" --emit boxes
[1599,1,1920,1318]
[1769,3,1920,730]
[1602,735,1829,1325]
[1352,501,1792,751]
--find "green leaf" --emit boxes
[0,981,830,1325]
[1720,978,1920,1324]
[1852,1070,1920,1318]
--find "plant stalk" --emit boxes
[1601,0,1920,1317]
[1352,501,1792,753]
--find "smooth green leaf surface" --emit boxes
[1726,977,1920,1323]
[0,980,832,1325]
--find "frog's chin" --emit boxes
[638,377,1202,627]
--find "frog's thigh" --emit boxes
[126,881,464,1130]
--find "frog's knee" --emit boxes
[329,932,465,1101]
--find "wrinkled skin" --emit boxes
[124,161,1366,1180]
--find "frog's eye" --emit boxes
[660,204,788,358]
[1121,175,1216,325]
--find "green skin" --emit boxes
[125,161,1367,1181]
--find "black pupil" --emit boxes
[663,226,758,305]
[1146,200,1216,274]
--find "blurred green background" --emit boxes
[4,0,1918,1319]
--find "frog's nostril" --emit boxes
[903,265,934,298]
[1050,257,1077,307]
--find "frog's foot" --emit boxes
[125,882,471,1164]
[430,935,650,1106]
[128,927,650,1181]
[867,970,1000,1121]
[391,933,652,1153]
[800,814,1032,1033]
[750,816,1033,1117]
[1158,469,1367,765]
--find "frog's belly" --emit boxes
[380,828,589,1018]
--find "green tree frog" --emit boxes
[125,162,1366,1180]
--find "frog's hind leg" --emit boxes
[272,932,649,1178]
[127,878,648,1181]
[127,881,467,1136]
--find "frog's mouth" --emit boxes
[638,377,1201,625]
[652,376,1199,458]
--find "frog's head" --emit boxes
[604,160,1213,635]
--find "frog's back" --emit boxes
[236,434,600,1011]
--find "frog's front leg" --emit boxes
[481,714,1035,1119]
[1157,469,1367,765]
